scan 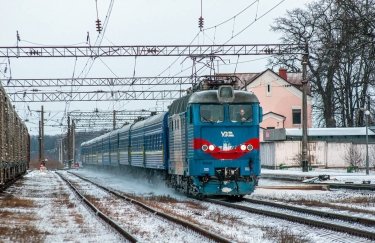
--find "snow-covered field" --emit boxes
[0,168,374,243]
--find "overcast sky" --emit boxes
[0,0,311,135]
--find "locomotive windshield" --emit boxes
[229,104,253,122]
[200,105,224,123]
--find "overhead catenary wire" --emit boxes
[61,0,115,129]
[180,0,287,79]
[223,0,286,45]
[164,0,274,94]
[203,0,259,31]
[162,0,288,80]
[104,30,201,112]
[20,40,86,46]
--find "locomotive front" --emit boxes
[168,85,262,197]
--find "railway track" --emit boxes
[63,171,231,243]
[56,172,138,242]
[243,198,375,227]
[205,197,375,241]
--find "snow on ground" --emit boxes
[62,171,212,243]
[261,168,375,184]
[1,167,374,242]
[74,167,374,243]
[250,169,375,223]
[0,170,123,242]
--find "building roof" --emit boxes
[263,111,286,118]
[264,127,375,142]
[286,127,375,136]
[220,69,311,95]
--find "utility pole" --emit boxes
[367,95,370,175]
[72,119,75,166]
[301,44,309,172]
[38,120,42,162]
[67,116,72,169]
[113,110,116,130]
[58,139,63,164]
[38,105,44,163]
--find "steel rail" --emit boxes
[68,171,231,243]
[205,198,375,241]
[56,172,138,242]
[243,198,375,227]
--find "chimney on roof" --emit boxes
[278,68,287,80]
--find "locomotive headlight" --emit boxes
[247,144,253,151]
[217,85,234,102]
[208,145,215,151]
[202,144,208,151]
[240,144,247,151]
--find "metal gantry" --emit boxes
[8,90,184,102]
[68,110,159,118]
[68,110,163,130]
[1,76,195,87]
[0,44,303,58]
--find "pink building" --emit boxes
[235,68,312,131]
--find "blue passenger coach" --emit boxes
[81,113,168,170]
[81,85,262,197]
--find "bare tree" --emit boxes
[270,0,375,127]
[343,145,363,168]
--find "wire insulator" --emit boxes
[198,16,204,31]
[95,19,102,33]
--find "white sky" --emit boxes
[0,0,311,135]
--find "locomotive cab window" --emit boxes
[200,105,223,123]
[230,104,252,122]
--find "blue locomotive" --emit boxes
[81,85,262,197]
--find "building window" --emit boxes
[266,83,271,96]
[292,109,301,124]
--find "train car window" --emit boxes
[229,104,253,122]
[200,105,224,123]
